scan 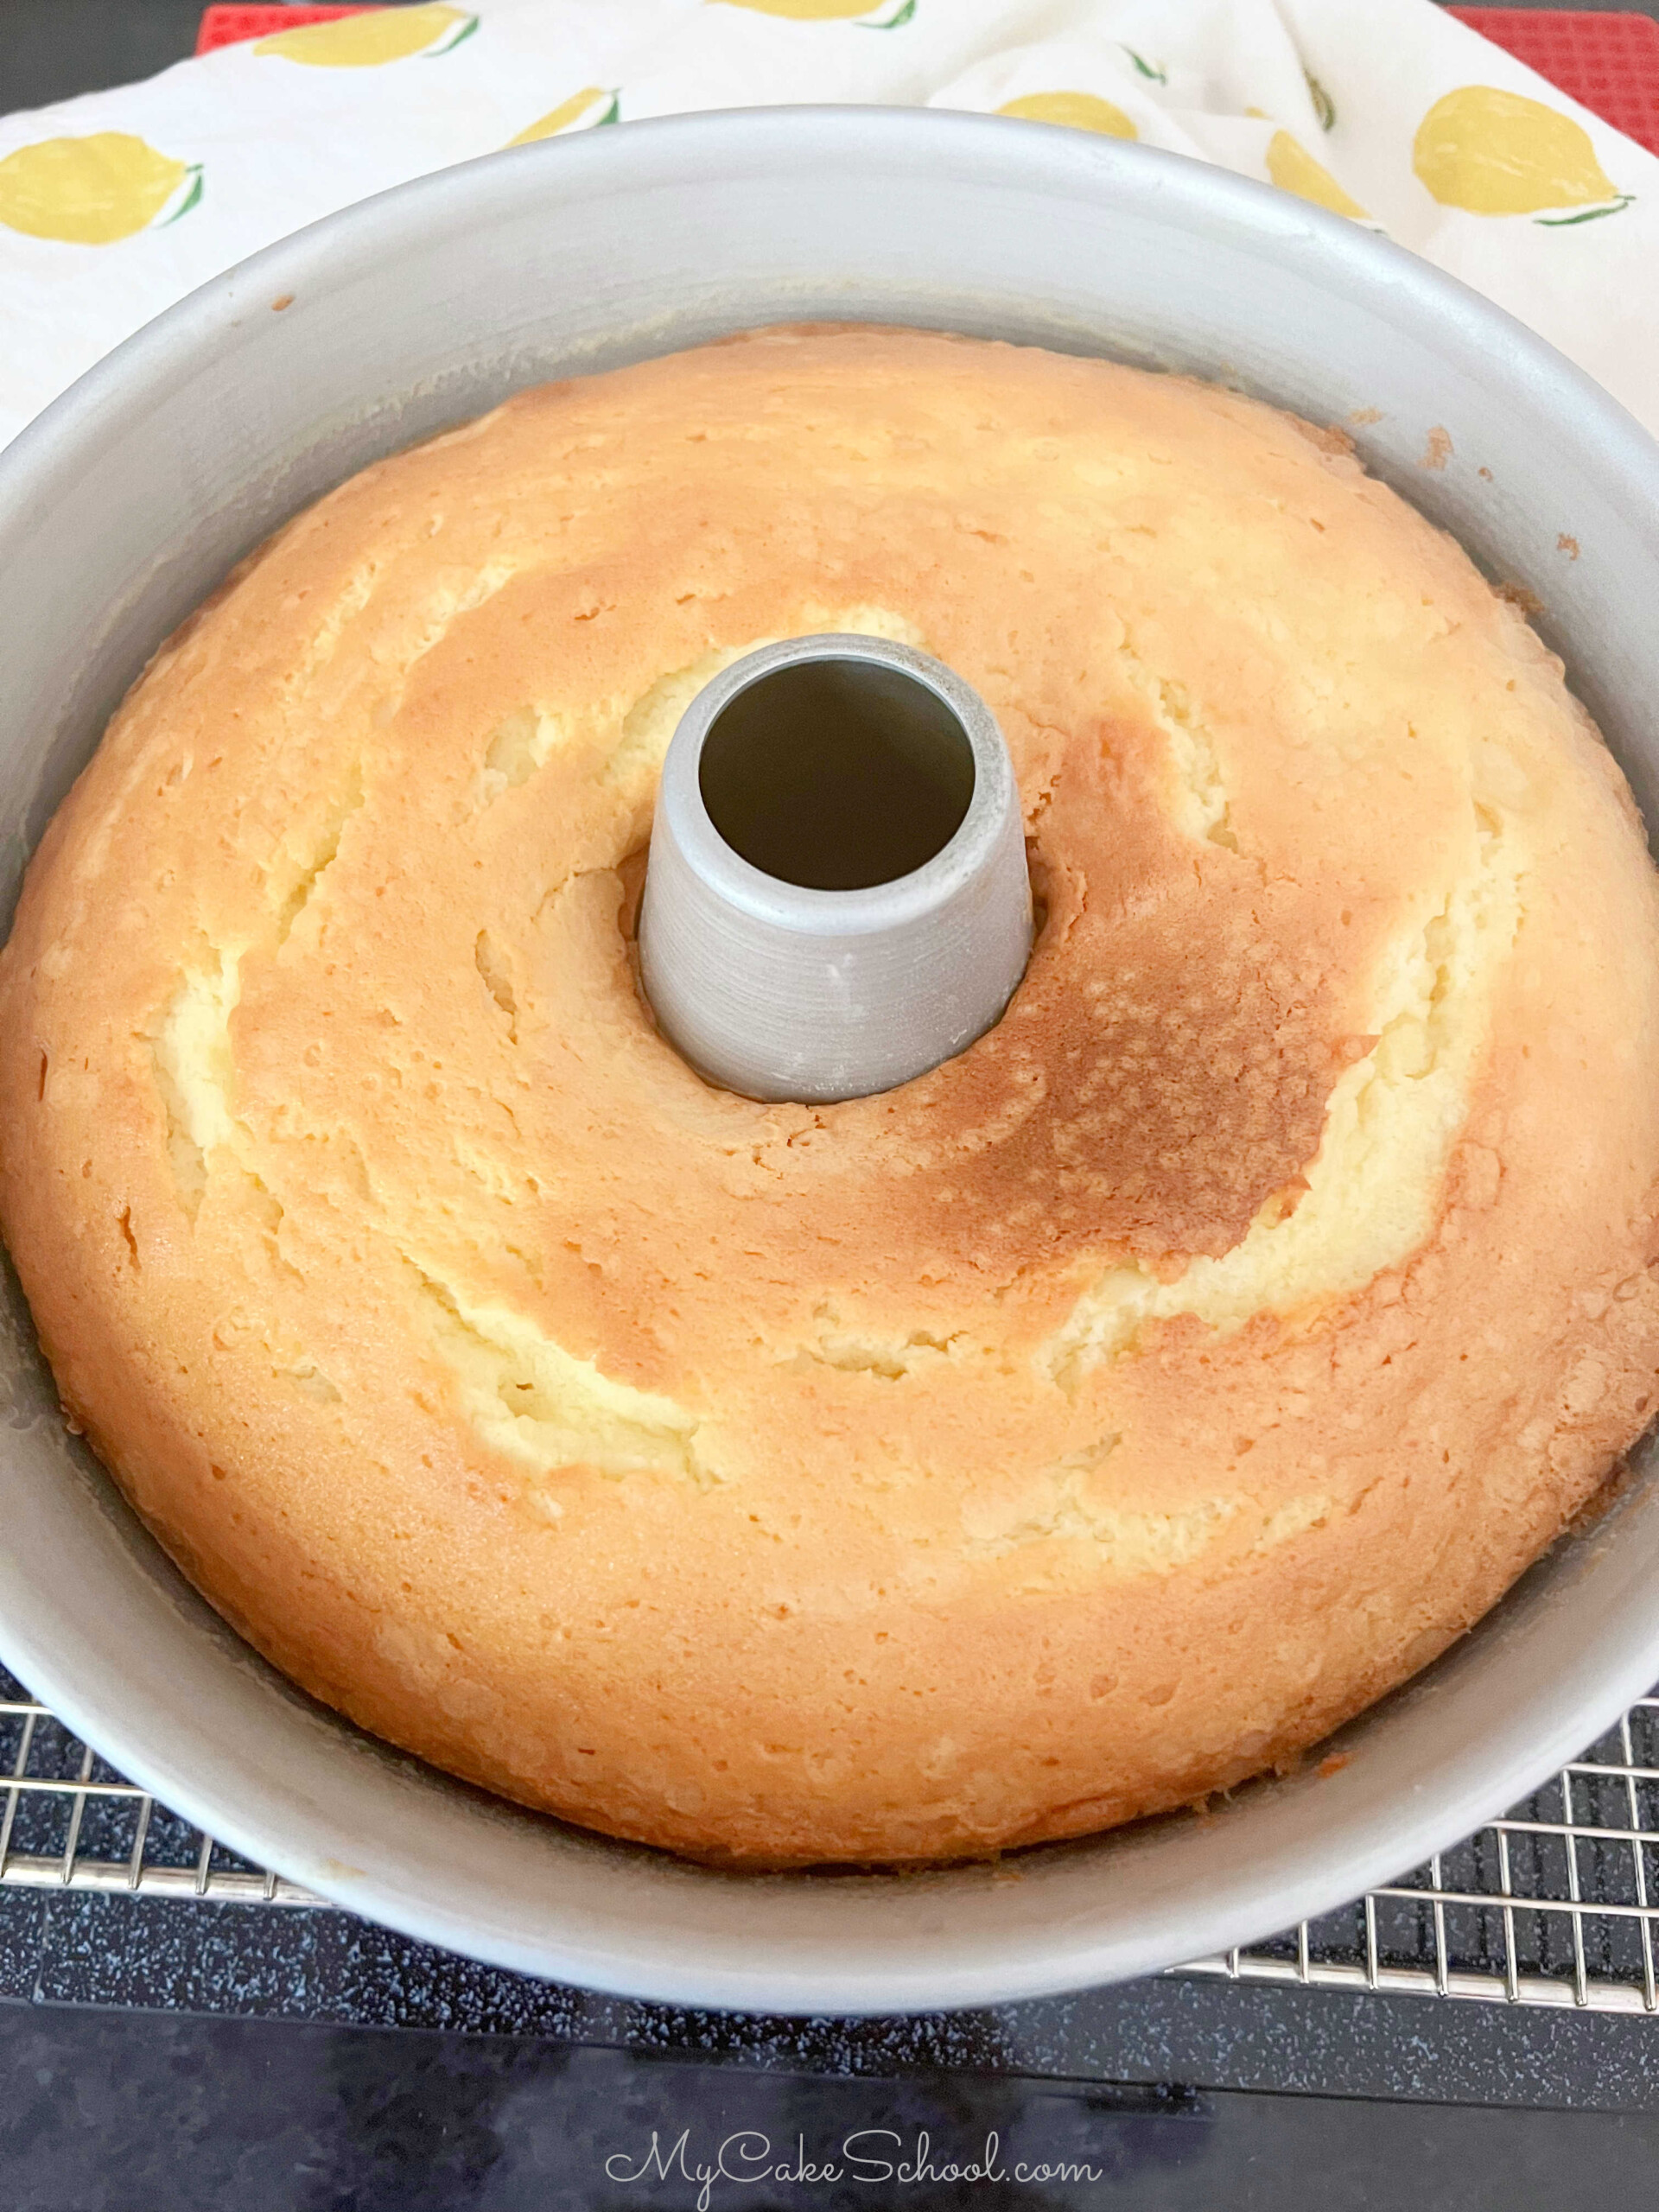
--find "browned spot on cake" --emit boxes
[1421,426,1453,472]
[1496,580,1544,617]
[788,720,1344,1275]
[1293,417,1357,460]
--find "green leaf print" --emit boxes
[1535,195,1635,226]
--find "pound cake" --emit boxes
[3,327,1658,1866]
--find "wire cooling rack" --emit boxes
[2,1661,1655,2017]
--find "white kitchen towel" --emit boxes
[0,0,1653,450]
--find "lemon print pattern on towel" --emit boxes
[254,3,478,67]
[509,87,620,145]
[1414,87,1630,223]
[0,133,201,245]
[1267,130,1369,219]
[997,92,1137,141]
[710,0,917,23]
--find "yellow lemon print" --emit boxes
[508,87,620,146]
[1267,130,1369,219]
[997,92,1138,142]
[709,0,916,23]
[0,133,201,245]
[255,3,478,67]
[1414,86,1630,222]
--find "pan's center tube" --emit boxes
[696,653,976,893]
[638,634,1032,1105]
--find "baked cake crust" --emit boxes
[3,327,1658,1864]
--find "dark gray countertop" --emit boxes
[9,1878,1659,2208]
[7,1885,1659,2113]
[10,1977,1659,2211]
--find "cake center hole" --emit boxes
[698,657,976,893]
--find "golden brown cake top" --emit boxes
[3,327,1657,1865]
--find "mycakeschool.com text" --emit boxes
[603,2128,1103,2207]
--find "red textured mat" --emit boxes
[1448,8,1659,152]
[197,6,377,53]
[195,5,1659,159]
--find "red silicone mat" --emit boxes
[195,4,1659,157]
[1448,7,1659,151]
[197,6,375,51]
